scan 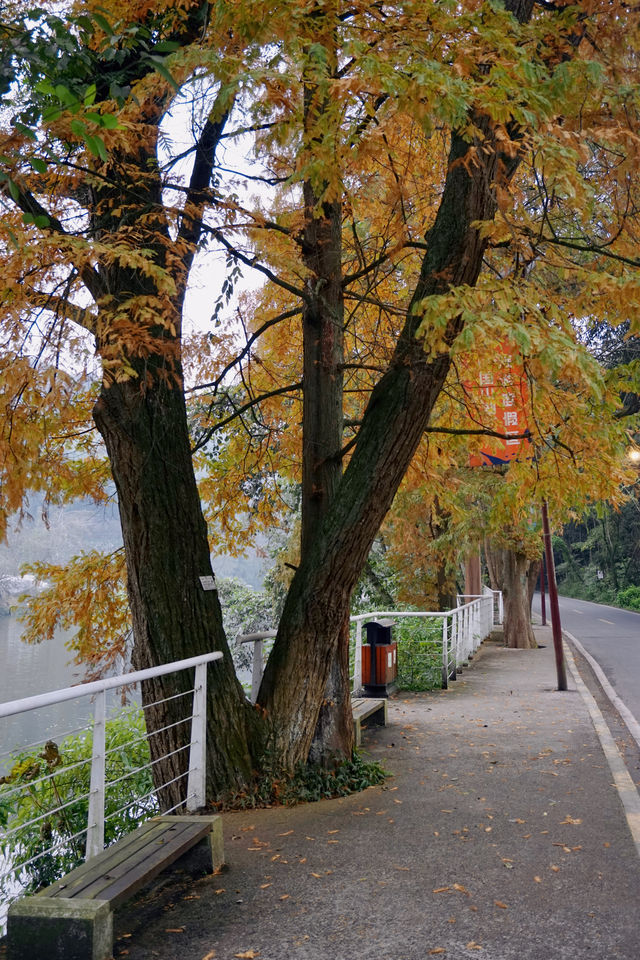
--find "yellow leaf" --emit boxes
[234,952,260,959]
[433,886,450,894]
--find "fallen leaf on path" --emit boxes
[551,865,560,872]
[201,952,216,960]
[234,952,260,959]
[165,928,184,933]
[534,876,542,883]
[433,886,450,893]
[279,894,290,901]
[260,883,271,889]
[494,901,508,909]
[453,883,470,896]
[214,889,225,895]
[429,949,446,954]
[183,895,200,901]
[466,942,483,950]
[279,830,294,836]
[560,816,582,825]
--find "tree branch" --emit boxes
[191,382,302,452]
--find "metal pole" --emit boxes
[86,690,106,860]
[541,501,567,691]
[187,661,207,811]
[540,547,547,626]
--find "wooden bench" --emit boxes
[7,814,224,960]
[352,697,387,748]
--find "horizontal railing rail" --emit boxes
[0,651,222,929]
[239,592,501,702]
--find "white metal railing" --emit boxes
[0,651,222,920]
[240,593,500,702]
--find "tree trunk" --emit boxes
[526,558,540,615]
[299,6,352,764]
[485,543,537,649]
[93,368,255,805]
[259,100,525,765]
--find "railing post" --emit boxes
[353,620,363,694]
[187,662,207,811]
[86,689,106,860]
[441,616,449,688]
[251,639,264,703]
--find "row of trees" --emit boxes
[1,0,639,803]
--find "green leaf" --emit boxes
[91,11,114,36]
[84,84,97,107]
[153,41,180,53]
[70,119,87,140]
[34,215,50,228]
[30,158,47,174]
[146,57,180,91]
[85,135,108,163]
[22,212,35,224]
[13,122,37,141]
[7,179,19,202]
[100,114,120,130]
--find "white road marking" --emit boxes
[564,643,640,859]
[598,618,615,625]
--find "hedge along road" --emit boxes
[533,594,640,730]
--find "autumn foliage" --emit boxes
[1,0,640,798]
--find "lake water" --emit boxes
[0,615,91,767]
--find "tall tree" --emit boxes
[2,0,639,798]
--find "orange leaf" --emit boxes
[234,952,260,959]
[453,883,470,896]
[494,901,508,909]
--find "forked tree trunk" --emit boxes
[94,367,255,805]
[259,98,529,764]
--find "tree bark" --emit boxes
[300,5,352,764]
[258,103,524,765]
[485,543,537,649]
[94,356,255,806]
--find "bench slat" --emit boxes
[43,819,212,907]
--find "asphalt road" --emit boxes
[533,592,640,725]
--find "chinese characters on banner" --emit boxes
[464,343,531,467]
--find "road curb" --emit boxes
[563,629,640,752]
[563,639,640,859]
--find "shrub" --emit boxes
[616,586,640,612]
[0,708,156,905]
[394,618,443,691]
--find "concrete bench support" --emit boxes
[352,697,388,748]
[7,815,224,960]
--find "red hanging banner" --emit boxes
[462,342,531,467]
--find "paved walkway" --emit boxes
[115,630,640,960]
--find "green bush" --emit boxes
[228,752,388,809]
[616,586,640,611]
[394,618,443,691]
[0,708,156,904]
